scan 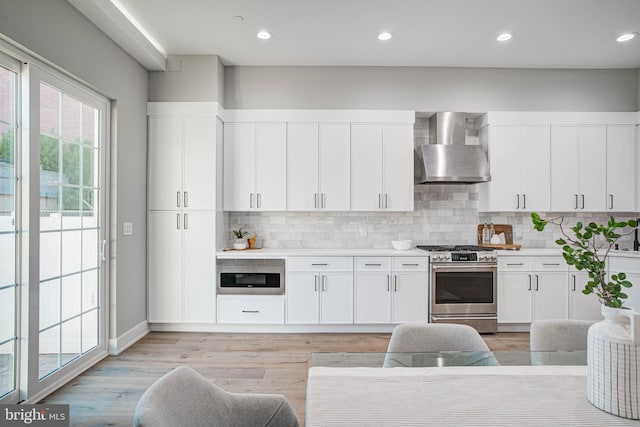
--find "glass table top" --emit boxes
[310,351,587,368]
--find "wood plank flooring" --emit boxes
[41,332,529,426]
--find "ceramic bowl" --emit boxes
[391,240,412,250]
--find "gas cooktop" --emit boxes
[416,245,493,252]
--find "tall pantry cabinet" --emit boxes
[147,103,221,324]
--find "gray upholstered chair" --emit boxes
[383,322,497,367]
[529,319,595,365]
[133,366,299,427]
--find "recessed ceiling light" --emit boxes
[616,32,637,42]
[378,32,393,41]
[257,31,272,40]
[496,32,513,42]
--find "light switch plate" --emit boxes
[123,222,133,236]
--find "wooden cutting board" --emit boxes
[477,224,515,245]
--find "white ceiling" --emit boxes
[73,0,640,70]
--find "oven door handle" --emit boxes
[431,264,496,272]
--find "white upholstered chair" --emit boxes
[383,323,497,367]
[529,319,595,365]
[134,366,299,427]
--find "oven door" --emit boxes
[430,263,497,315]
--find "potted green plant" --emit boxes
[531,213,636,308]
[531,212,640,419]
[232,228,249,250]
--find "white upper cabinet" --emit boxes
[148,116,216,211]
[606,125,636,212]
[351,123,413,211]
[551,125,606,211]
[287,123,350,211]
[223,122,287,211]
[482,125,550,211]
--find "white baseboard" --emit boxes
[497,323,530,333]
[108,321,149,355]
[149,323,397,333]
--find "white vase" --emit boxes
[587,304,640,419]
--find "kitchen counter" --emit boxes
[496,249,640,258]
[216,248,429,259]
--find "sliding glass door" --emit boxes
[0,49,109,403]
[0,54,19,404]
[23,65,109,400]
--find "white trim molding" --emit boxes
[68,0,166,71]
[147,101,223,117]
[482,111,638,126]
[108,321,150,355]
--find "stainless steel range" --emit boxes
[417,245,497,333]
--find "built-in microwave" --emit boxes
[217,259,285,295]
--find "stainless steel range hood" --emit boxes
[415,112,490,184]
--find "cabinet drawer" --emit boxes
[287,257,353,272]
[392,257,428,271]
[355,257,391,271]
[609,256,640,274]
[498,257,532,271]
[533,257,567,271]
[217,296,285,324]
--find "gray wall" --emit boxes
[149,55,224,102]
[225,66,638,111]
[0,0,148,338]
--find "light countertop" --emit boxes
[216,248,429,259]
[497,248,640,258]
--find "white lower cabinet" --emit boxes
[568,270,603,321]
[497,256,567,323]
[217,295,285,324]
[286,257,354,324]
[609,256,640,312]
[354,257,428,323]
[148,211,215,323]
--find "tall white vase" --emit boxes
[587,304,640,419]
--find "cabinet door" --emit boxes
[351,124,383,211]
[148,116,183,210]
[391,273,428,323]
[354,272,391,323]
[183,117,216,210]
[254,123,287,211]
[320,272,354,324]
[625,273,640,312]
[551,126,580,211]
[287,123,319,211]
[578,126,606,211]
[520,126,551,211]
[487,126,521,211]
[382,124,414,211]
[183,211,215,323]
[569,271,602,321]
[497,272,532,323]
[223,123,254,211]
[532,272,568,321]
[319,123,350,211]
[286,272,320,323]
[606,125,636,212]
[148,211,183,323]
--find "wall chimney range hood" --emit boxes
[416,112,491,184]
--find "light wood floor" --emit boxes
[41,332,529,426]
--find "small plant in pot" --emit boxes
[232,228,249,250]
[531,212,640,419]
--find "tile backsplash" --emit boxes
[227,184,639,250]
